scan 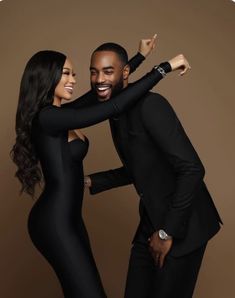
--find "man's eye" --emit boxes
[105,71,113,75]
[90,71,96,76]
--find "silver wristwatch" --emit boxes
[154,65,167,77]
[158,229,172,240]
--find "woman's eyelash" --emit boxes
[62,72,76,76]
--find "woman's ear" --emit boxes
[123,64,130,80]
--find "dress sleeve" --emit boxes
[89,166,133,195]
[62,53,146,110]
[61,90,96,109]
[128,52,145,74]
[38,63,171,134]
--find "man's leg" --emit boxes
[152,244,207,298]
[125,240,207,298]
[125,242,155,298]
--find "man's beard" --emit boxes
[91,79,124,101]
[110,80,124,98]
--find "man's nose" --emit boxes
[96,72,105,83]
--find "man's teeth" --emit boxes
[97,86,110,91]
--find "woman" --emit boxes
[11,47,190,297]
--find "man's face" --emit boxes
[90,51,128,101]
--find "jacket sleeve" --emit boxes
[141,94,205,239]
[89,166,133,195]
[38,64,170,134]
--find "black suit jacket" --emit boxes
[90,91,221,257]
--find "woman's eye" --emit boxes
[63,72,70,75]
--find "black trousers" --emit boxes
[124,240,206,298]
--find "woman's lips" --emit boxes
[65,86,73,94]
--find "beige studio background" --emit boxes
[0,0,235,297]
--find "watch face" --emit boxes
[159,230,167,239]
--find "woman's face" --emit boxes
[54,58,76,106]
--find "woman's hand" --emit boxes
[138,34,157,57]
[168,54,191,76]
[84,176,92,188]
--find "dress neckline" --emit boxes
[68,135,88,145]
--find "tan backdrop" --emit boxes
[0,0,234,297]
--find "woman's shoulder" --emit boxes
[36,105,60,135]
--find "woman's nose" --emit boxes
[70,75,76,84]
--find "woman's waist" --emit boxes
[29,193,84,225]
[43,173,84,190]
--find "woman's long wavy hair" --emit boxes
[11,50,66,197]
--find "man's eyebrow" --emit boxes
[89,66,114,70]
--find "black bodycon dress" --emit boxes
[27,59,171,298]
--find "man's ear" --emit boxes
[123,64,130,80]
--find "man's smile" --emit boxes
[95,84,112,99]
[95,84,112,91]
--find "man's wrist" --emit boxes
[158,229,172,240]
[154,62,172,77]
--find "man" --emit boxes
[84,42,221,298]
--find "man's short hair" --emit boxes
[92,42,128,66]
